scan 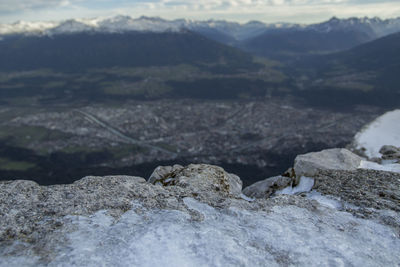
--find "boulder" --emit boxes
[148,164,243,197]
[379,145,399,155]
[242,176,292,199]
[1,165,245,242]
[294,148,363,177]
[148,164,184,184]
[379,145,400,162]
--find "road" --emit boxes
[74,110,178,157]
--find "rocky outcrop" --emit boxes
[244,147,400,200]
[293,148,363,177]
[312,169,400,212]
[242,176,292,198]
[148,164,184,184]
[0,164,246,242]
[1,160,400,266]
[148,164,243,197]
[380,145,400,162]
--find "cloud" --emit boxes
[0,0,399,23]
[0,0,73,12]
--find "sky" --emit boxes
[0,0,399,24]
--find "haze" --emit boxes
[1,0,400,23]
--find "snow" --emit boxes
[2,16,399,39]
[240,193,255,202]
[48,20,94,35]
[1,198,399,266]
[275,176,315,195]
[306,191,343,210]
[354,109,400,159]
[359,160,400,173]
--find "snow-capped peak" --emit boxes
[308,16,400,37]
[1,15,399,40]
[48,19,95,35]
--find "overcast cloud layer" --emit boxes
[1,0,399,23]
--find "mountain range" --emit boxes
[0,15,399,108]
[1,15,399,41]
[2,15,399,61]
[0,15,299,40]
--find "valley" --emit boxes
[0,15,398,186]
[0,98,382,186]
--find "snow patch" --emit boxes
[354,109,400,159]
[1,198,399,266]
[275,176,315,195]
[306,191,343,210]
[359,160,400,173]
[240,193,255,202]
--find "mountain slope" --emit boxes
[238,17,400,60]
[1,16,399,51]
[0,16,297,42]
[239,29,372,59]
[0,31,257,72]
[292,32,400,108]
[312,32,400,90]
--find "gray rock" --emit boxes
[294,148,363,177]
[1,163,400,265]
[148,164,184,184]
[148,164,243,197]
[380,145,400,155]
[313,169,400,212]
[0,164,245,242]
[312,169,400,233]
[242,176,292,199]
[380,145,400,162]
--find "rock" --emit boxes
[0,175,151,241]
[148,164,184,184]
[1,163,400,266]
[313,169,400,213]
[380,145,400,162]
[380,145,400,155]
[0,165,247,242]
[242,176,292,199]
[294,148,363,177]
[149,164,243,197]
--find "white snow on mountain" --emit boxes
[98,15,182,33]
[47,19,95,35]
[308,16,400,37]
[0,15,399,40]
[354,109,400,159]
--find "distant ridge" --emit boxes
[239,16,400,59]
[0,31,257,72]
[1,15,399,41]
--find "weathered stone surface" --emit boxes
[242,176,292,199]
[148,164,184,184]
[0,164,246,242]
[313,169,400,212]
[0,175,153,241]
[311,168,400,235]
[1,162,400,265]
[294,148,363,177]
[380,145,400,162]
[148,164,243,197]
[380,145,400,155]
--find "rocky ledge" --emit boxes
[1,148,400,266]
